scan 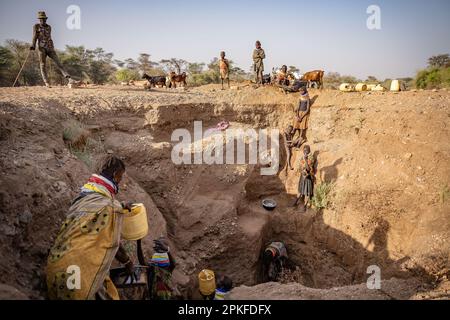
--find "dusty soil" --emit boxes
[0,84,449,300]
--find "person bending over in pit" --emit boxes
[214,275,233,300]
[46,155,135,300]
[284,125,303,172]
[293,145,316,212]
[147,237,176,300]
[278,77,307,94]
[262,242,288,282]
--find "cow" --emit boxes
[301,70,325,89]
[142,73,168,88]
[168,71,187,88]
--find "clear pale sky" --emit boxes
[1,0,449,79]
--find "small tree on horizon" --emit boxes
[288,65,299,74]
[428,54,450,69]
[187,62,205,74]
[159,58,189,74]
[138,53,159,74]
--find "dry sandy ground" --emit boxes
[0,84,449,299]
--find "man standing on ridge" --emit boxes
[30,11,72,88]
[252,40,266,85]
[219,51,230,90]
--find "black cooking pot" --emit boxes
[262,199,277,211]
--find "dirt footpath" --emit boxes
[0,85,449,299]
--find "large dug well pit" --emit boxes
[0,87,448,299]
[84,100,448,299]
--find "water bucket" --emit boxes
[355,83,368,92]
[390,80,400,92]
[372,84,386,92]
[339,83,354,92]
[198,269,216,296]
[121,203,148,241]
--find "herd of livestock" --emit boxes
[122,69,325,90]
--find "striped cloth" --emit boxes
[80,174,118,198]
[150,252,170,267]
[214,288,227,300]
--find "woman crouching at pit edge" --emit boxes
[46,155,135,300]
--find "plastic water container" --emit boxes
[121,203,148,241]
[390,80,400,92]
[339,83,354,92]
[372,84,386,92]
[198,269,216,296]
[355,83,368,92]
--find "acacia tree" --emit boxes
[4,39,41,86]
[82,48,116,84]
[187,62,205,74]
[59,45,90,81]
[0,46,14,86]
[159,58,189,74]
[124,58,139,71]
[288,65,299,74]
[428,54,450,69]
[138,53,159,74]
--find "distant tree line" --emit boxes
[0,39,251,87]
[0,39,117,86]
[1,39,448,89]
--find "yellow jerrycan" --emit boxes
[198,269,216,296]
[121,203,148,240]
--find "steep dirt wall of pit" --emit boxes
[277,90,450,286]
[106,90,449,297]
[0,100,169,299]
[145,103,293,132]
[0,86,449,299]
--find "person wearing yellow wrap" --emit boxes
[46,155,135,300]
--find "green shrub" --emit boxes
[440,185,450,203]
[415,67,450,89]
[115,68,140,82]
[311,182,334,209]
[71,146,92,168]
[440,67,450,87]
[63,121,104,169]
[187,71,218,87]
[63,120,88,148]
